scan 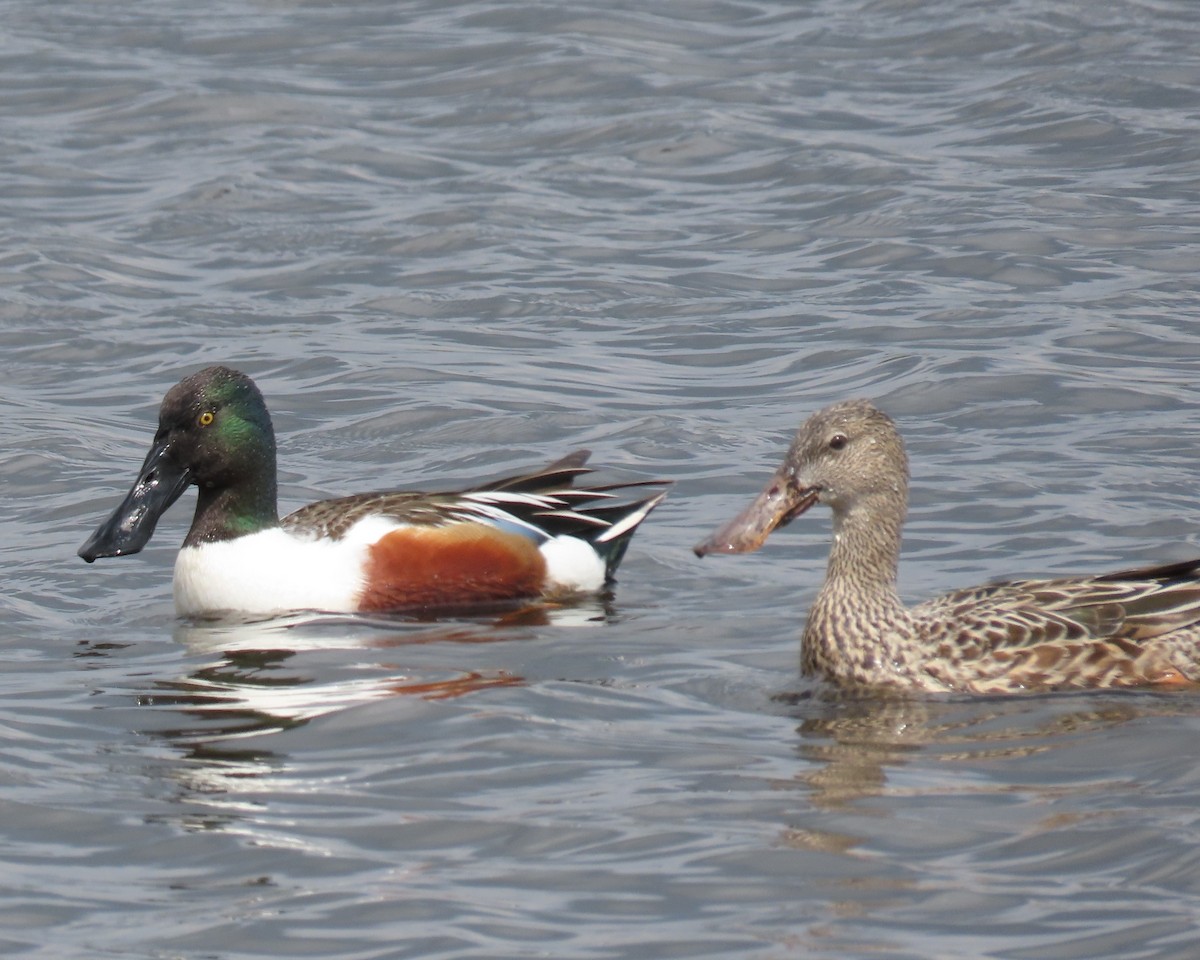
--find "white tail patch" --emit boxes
[539,535,606,594]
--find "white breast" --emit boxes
[172,519,398,617]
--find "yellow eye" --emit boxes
[198,411,215,427]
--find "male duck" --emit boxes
[695,399,1200,694]
[79,366,669,618]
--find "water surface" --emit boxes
[3,1,1200,957]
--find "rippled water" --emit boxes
[4,1,1200,957]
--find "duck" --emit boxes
[694,398,1200,694]
[79,365,669,619]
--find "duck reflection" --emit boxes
[780,687,1192,815]
[140,644,523,739]
[116,599,612,830]
[150,598,613,738]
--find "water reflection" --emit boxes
[173,596,614,657]
[782,690,1198,812]
[112,604,615,834]
[140,645,523,736]
[151,608,579,740]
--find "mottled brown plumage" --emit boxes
[695,399,1200,694]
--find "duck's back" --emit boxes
[910,558,1200,692]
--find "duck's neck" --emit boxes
[184,471,280,547]
[826,495,904,592]
[802,492,910,682]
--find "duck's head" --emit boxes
[694,399,908,556]
[78,366,276,561]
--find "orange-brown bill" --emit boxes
[693,470,819,557]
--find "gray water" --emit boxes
[4,1,1200,957]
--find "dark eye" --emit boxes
[829,433,848,451]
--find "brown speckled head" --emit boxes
[694,399,908,556]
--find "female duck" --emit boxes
[695,399,1200,693]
